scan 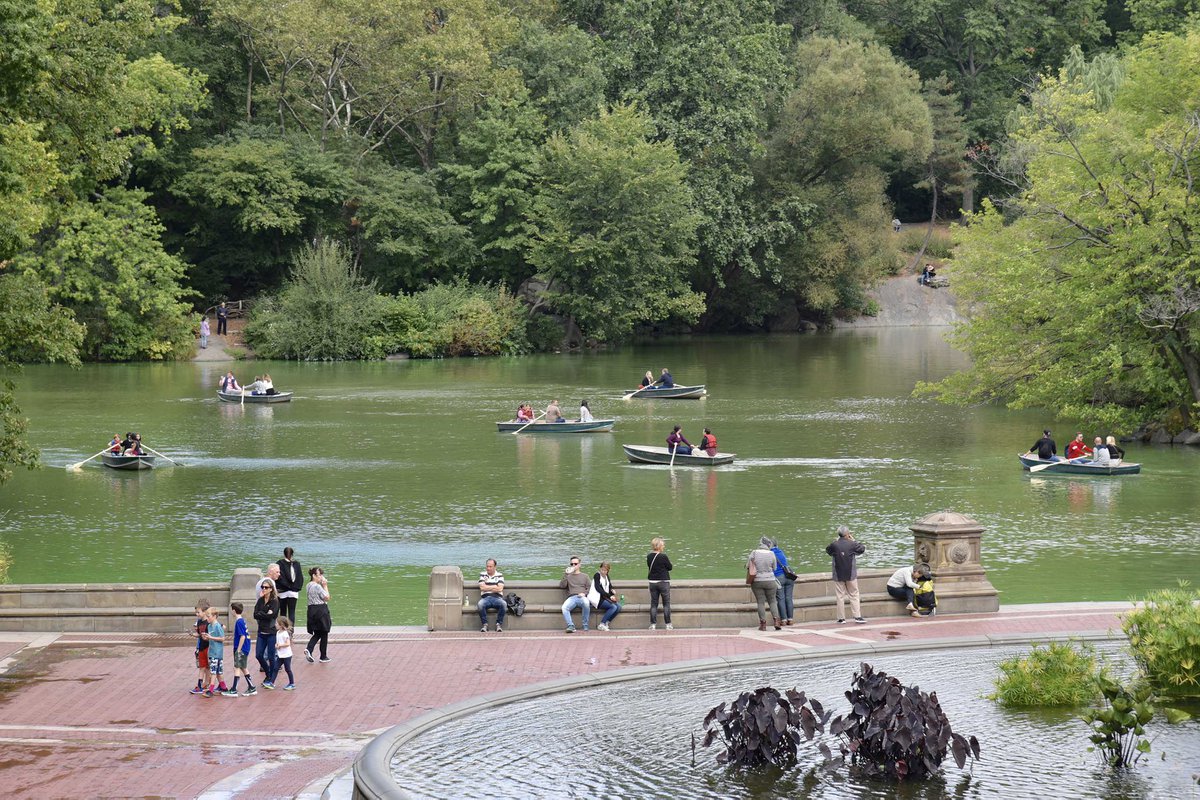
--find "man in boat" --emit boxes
[654,368,675,388]
[545,399,564,423]
[699,427,717,456]
[1027,429,1061,461]
[666,425,693,455]
[1065,432,1092,463]
[1090,437,1112,467]
[220,371,240,392]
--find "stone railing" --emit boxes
[429,511,1000,630]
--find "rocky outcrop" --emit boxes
[833,271,962,328]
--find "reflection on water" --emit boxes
[393,643,1200,799]
[5,331,1200,624]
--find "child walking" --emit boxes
[191,599,210,695]
[204,608,229,696]
[264,617,295,691]
[225,602,256,696]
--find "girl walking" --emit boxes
[265,617,296,690]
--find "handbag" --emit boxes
[783,566,798,581]
[587,584,601,608]
[745,557,757,585]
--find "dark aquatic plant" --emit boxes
[830,662,980,780]
[700,686,832,767]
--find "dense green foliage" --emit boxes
[990,641,1103,707]
[920,28,1200,431]
[1122,585,1200,697]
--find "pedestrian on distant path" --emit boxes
[199,317,210,349]
[646,537,673,630]
[304,567,332,662]
[217,302,228,336]
[826,525,866,624]
[747,537,782,631]
[276,547,303,623]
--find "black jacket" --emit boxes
[253,596,279,635]
[646,551,673,581]
[276,559,303,595]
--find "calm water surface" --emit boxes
[4,331,1199,623]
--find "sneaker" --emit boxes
[243,687,258,696]
[283,684,295,691]
[854,617,867,624]
[480,625,488,633]
[565,625,575,634]
[203,689,214,698]
[319,657,331,663]
[905,603,916,612]
[648,623,656,630]
[495,625,503,633]
[597,623,609,632]
[262,682,275,690]
[837,619,846,624]
[665,624,674,630]
[911,611,921,618]
[582,626,589,632]
[305,650,315,662]
[190,687,204,695]
[222,689,239,697]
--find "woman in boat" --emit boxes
[640,370,654,388]
[516,403,533,422]
[1105,435,1125,461]
[699,428,717,456]
[646,538,673,630]
[579,400,593,423]
[219,371,240,392]
[304,566,332,662]
[261,373,275,396]
[666,425,693,455]
[244,375,265,395]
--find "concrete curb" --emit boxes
[352,626,1128,799]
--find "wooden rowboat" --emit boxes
[1018,454,1141,476]
[625,384,707,399]
[217,390,294,404]
[623,444,735,466]
[496,419,615,433]
[101,453,156,470]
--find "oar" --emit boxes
[67,448,112,471]
[241,388,245,406]
[1024,453,1060,473]
[622,387,644,401]
[669,443,677,468]
[142,445,184,467]
[511,410,546,435]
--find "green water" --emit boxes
[4,330,1199,624]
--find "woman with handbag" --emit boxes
[646,538,673,630]
[747,537,782,631]
[769,538,797,625]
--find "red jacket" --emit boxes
[1066,440,1092,459]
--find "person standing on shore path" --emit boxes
[826,525,866,624]
[217,302,228,336]
[199,317,210,349]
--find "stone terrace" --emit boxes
[0,603,1127,800]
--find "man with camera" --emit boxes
[559,556,591,633]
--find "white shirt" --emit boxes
[887,566,919,589]
[579,405,593,422]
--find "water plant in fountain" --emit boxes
[1123,584,1200,698]
[698,686,832,767]
[989,640,1104,707]
[829,662,980,779]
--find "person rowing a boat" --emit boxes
[545,399,565,423]
[666,425,693,455]
[108,434,122,454]
[1026,429,1062,462]
[654,368,675,389]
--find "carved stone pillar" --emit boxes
[427,566,465,631]
[910,510,999,613]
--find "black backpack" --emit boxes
[505,593,526,616]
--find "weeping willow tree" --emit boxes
[919,31,1200,433]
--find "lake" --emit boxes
[4,329,1198,624]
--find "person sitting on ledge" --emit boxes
[477,559,506,633]
[886,564,929,617]
[560,556,591,633]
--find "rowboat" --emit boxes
[101,453,156,470]
[1018,454,1141,476]
[217,390,294,404]
[625,384,707,399]
[496,419,615,433]
[623,444,735,466]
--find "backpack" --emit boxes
[504,593,526,616]
[914,579,937,613]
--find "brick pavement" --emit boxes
[0,604,1129,800]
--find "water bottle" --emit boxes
[620,594,626,605]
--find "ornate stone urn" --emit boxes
[909,510,999,613]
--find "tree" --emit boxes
[0,271,84,484]
[526,104,703,341]
[920,29,1200,430]
[17,188,195,361]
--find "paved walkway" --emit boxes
[0,603,1129,799]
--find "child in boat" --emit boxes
[108,435,122,453]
